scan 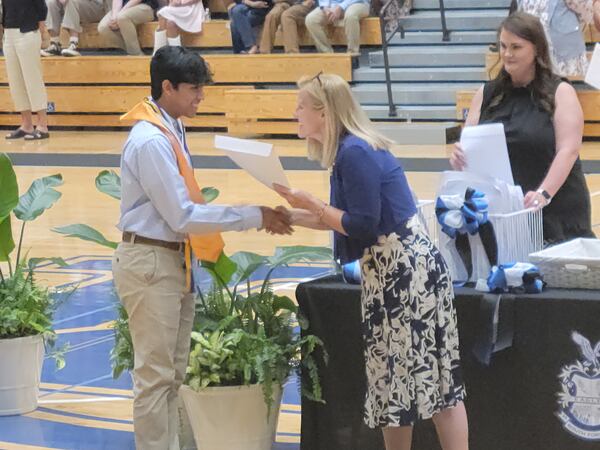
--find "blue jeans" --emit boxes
[229,3,269,53]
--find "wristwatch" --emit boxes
[536,188,552,204]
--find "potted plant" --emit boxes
[179,246,330,450]
[52,171,331,449]
[0,153,67,416]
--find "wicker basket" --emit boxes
[529,238,600,289]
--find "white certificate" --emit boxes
[460,123,514,185]
[585,43,600,90]
[214,135,290,189]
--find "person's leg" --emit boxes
[15,30,48,134]
[154,15,168,54]
[229,4,255,53]
[281,3,311,53]
[305,7,332,53]
[42,0,63,55]
[246,8,268,52]
[382,426,414,450]
[35,109,49,134]
[166,19,182,46]
[98,11,126,51]
[432,402,469,450]
[2,30,34,134]
[112,244,189,450]
[169,292,195,450]
[343,2,369,54]
[259,2,288,53]
[116,4,154,55]
[61,0,105,55]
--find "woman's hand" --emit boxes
[273,184,322,212]
[449,142,466,171]
[523,190,548,210]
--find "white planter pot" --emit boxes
[179,383,282,450]
[0,334,45,416]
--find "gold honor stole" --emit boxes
[122,99,225,288]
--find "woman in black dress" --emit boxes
[451,12,594,245]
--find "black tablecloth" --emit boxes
[297,276,600,450]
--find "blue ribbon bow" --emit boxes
[435,187,489,238]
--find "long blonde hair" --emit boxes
[297,73,394,169]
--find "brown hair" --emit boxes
[488,12,557,114]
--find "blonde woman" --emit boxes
[274,73,469,450]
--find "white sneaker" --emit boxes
[61,42,81,57]
[41,41,62,57]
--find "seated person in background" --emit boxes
[229,0,272,53]
[98,0,157,55]
[260,0,316,53]
[305,0,369,55]
[516,0,593,77]
[42,0,107,56]
[154,0,205,54]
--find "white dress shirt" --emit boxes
[117,105,263,242]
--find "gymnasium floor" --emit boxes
[1,131,599,449]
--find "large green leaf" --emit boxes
[230,251,268,285]
[51,224,118,249]
[201,187,219,203]
[0,216,15,261]
[202,252,237,286]
[13,174,63,221]
[268,246,333,267]
[0,153,18,220]
[95,170,121,200]
[28,257,68,270]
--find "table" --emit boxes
[297,276,600,450]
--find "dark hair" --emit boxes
[150,46,213,101]
[488,12,556,114]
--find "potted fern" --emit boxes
[179,247,329,450]
[52,170,331,449]
[0,153,67,416]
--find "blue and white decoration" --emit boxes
[556,331,600,441]
[435,188,489,238]
[485,263,544,294]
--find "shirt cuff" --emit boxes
[239,206,263,230]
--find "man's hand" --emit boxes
[327,5,343,23]
[109,18,120,31]
[260,206,294,235]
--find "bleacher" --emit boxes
[0,0,381,135]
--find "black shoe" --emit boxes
[41,41,62,57]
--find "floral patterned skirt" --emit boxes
[360,215,466,428]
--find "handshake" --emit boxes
[259,206,294,235]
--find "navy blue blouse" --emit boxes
[331,134,417,264]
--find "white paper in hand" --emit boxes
[460,123,514,185]
[585,43,600,90]
[214,135,290,189]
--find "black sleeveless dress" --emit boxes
[479,77,594,245]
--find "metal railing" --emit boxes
[378,0,450,117]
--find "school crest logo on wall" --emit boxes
[556,332,600,441]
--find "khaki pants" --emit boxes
[305,2,369,54]
[46,0,105,35]
[97,4,154,55]
[259,2,289,54]
[280,3,313,53]
[112,242,195,450]
[2,29,47,112]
